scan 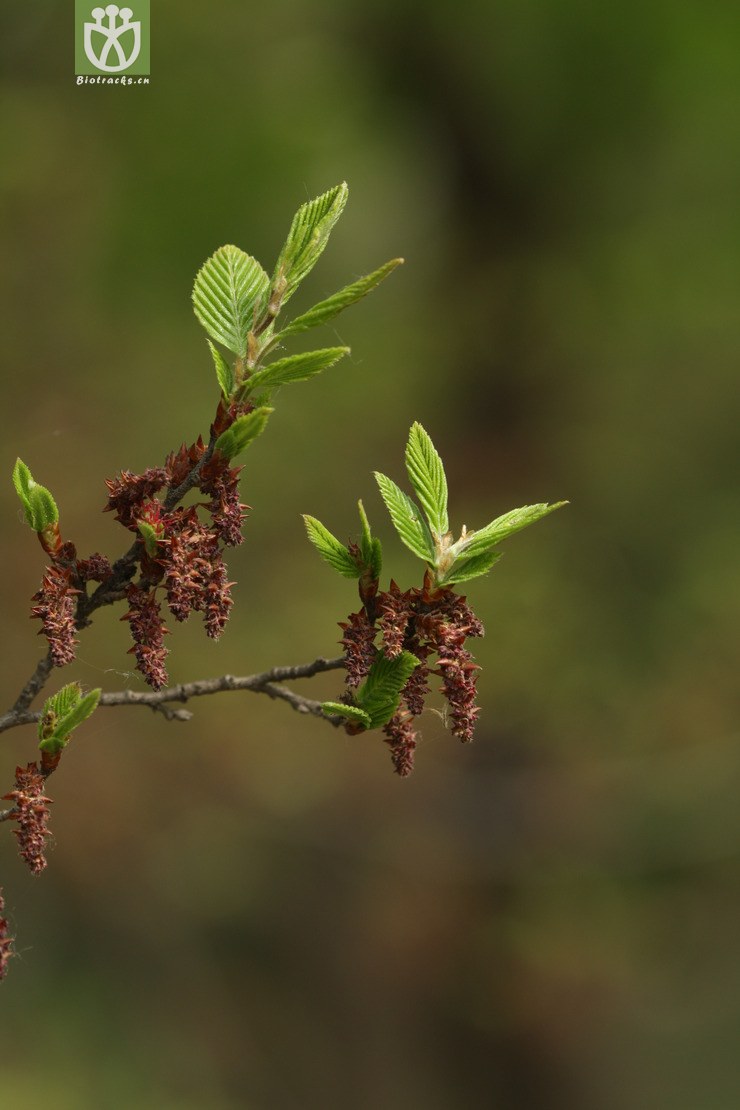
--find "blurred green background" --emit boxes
[2,1,740,1106]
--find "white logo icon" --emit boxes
[84,5,141,73]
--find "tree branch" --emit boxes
[0,656,345,734]
[10,650,54,715]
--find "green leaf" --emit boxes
[246,347,350,394]
[405,422,448,536]
[39,682,81,731]
[302,515,360,578]
[355,651,420,729]
[12,458,33,521]
[321,702,372,728]
[13,459,59,531]
[441,550,502,585]
[207,339,234,399]
[193,245,270,357]
[374,472,435,563]
[38,684,101,754]
[279,258,404,337]
[48,689,101,747]
[214,407,273,460]
[28,486,59,531]
[357,500,382,580]
[273,183,348,303]
[461,502,568,558]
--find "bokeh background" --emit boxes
[2,2,740,1106]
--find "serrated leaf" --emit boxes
[207,339,234,399]
[441,550,502,585]
[405,422,448,536]
[38,685,101,754]
[246,347,349,393]
[321,702,371,728]
[273,183,348,303]
[302,515,360,578]
[13,459,58,530]
[461,502,568,558]
[279,258,404,337]
[28,486,59,531]
[39,682,82,732]
[214,407,273,460]
[374,472,435,563]
[193,245,270,357]
[51,689,101,745]
[355,650,420,729]
[12,458,33,519]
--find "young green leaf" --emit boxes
[273,183,349,303]
[12,458,33,518]
[46,689,102,748]
[207,339,235,399]
[245,347,350,394]
[39,682,81,730]
[214,407,273,460]
[321,702,372,728]
[461,502,568,558]
[357,500,382,580]
[355,651,420,729]
[302,515,360,578]
[279,258,404,338]
[374,472,435,563]
[38,684,101,755]
[28,486,59,532]
[440,550,502,585]
[12,459,59,531]
[405,422,448,536]
[193,245,270,357]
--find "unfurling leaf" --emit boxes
[245,347,350,394]
[461,502,568,558]
[355,651,419,729]
[321,702,372,728]
[374,472,435,563]
[280,258,404,338]
[273,183,348,304]
[302,515,360,578]
[405,422,448,536]
[12,458,59,532]
[441,550,502,585]
[38,683,101,755]
[214,407,273,460]
[193,245,270,357]
[207,340,235,399]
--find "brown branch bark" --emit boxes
[0,656,345,734]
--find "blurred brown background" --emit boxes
[2,2,740,1107]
